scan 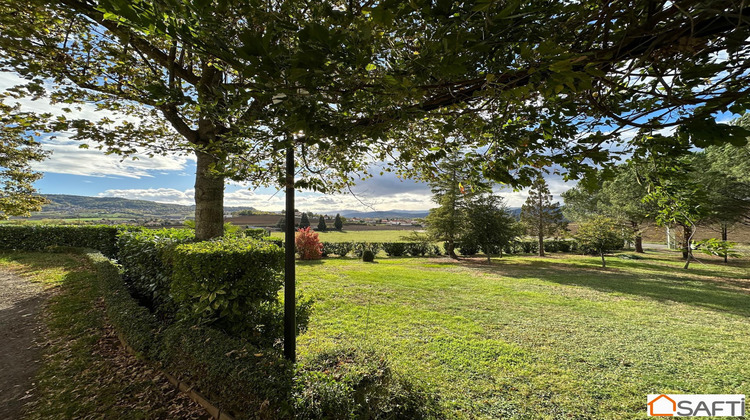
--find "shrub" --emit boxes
[362,249,375,262]
[293,347,438,420]
[0,224,124,258]
[244,227,269,239]
[296,227,323,260]
[457,241,479,256]
[382,242,407,257]
[88,251,161,358]
[520,240,538,254]
[159,323,294,419]
[405,242,430,256]
[117,228,195,317]
[323,242,353,257]
[167,237,299,345]
[353,242,382,257]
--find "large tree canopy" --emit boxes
[2,0,750,238]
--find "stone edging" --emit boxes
[116,334,236,420]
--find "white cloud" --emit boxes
[98,188,195,205]
[33,136,192,178]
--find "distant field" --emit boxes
[269,229,426,242]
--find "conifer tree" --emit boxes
[317,215,327,232]
[520,176,566,256]
[300,213,310,229]
[334,214,343,231]
[425,153,488,258]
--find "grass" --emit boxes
[295,250,750,419]
[0,252,199,418]
[270,229,425,242]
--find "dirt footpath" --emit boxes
[0,269,46,418]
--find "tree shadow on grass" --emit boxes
[463,256,750,318]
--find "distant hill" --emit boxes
[339,208,522,219]
[28,194,255,220]
[339,209,430,219]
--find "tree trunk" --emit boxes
[633,221,644,253]
[600,250,606,268]
[538,233,545,257]
[721,224,728,263]
[681,224,691,260]
[447,240,458,259]
[194,150,225,241]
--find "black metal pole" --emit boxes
[283,146,296,362]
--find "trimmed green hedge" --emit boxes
[243,227,270,239]
[167,237,311,346]
[0,225,125,258]
[89,250,162,357]
[117,229,195,317]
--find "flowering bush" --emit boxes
[295,227,323,260]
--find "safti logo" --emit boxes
[647,394,745,417]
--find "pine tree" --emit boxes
[520,176,566,256]
[334,214,343,231]
[425,153,488,258]
[317,215,327,231]
[300,213,310,229]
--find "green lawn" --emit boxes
[270,229,425,242]
[295,250,750,419]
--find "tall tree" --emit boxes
[520,177,566,257]
[0,103,49,218]
[334,214,343,231]
[316,215,327,232]
[463,193,517,264]
[425,153,487,259]
[299,213,310,229]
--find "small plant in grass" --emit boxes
[296,227,323,260]
[362,249,375,262]
[575,216,623,268]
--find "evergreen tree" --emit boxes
[463,193,517,264]
[0,103,49,218]
[300,213,311,229]
[317,215,327,231]
[425,153,488,259]
[334,214,344,231]
[520,176,566,256]
[276,217,286,232]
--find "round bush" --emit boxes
[362,249,375,262]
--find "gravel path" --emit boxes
[0,269,46,418]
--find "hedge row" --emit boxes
[117,228,195,318]
[167,237,312,346]
[117,229,311,346]
[88,250,436,419]
[321,242,443,257]
[318,239,581,257]
[0,225,125,258]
